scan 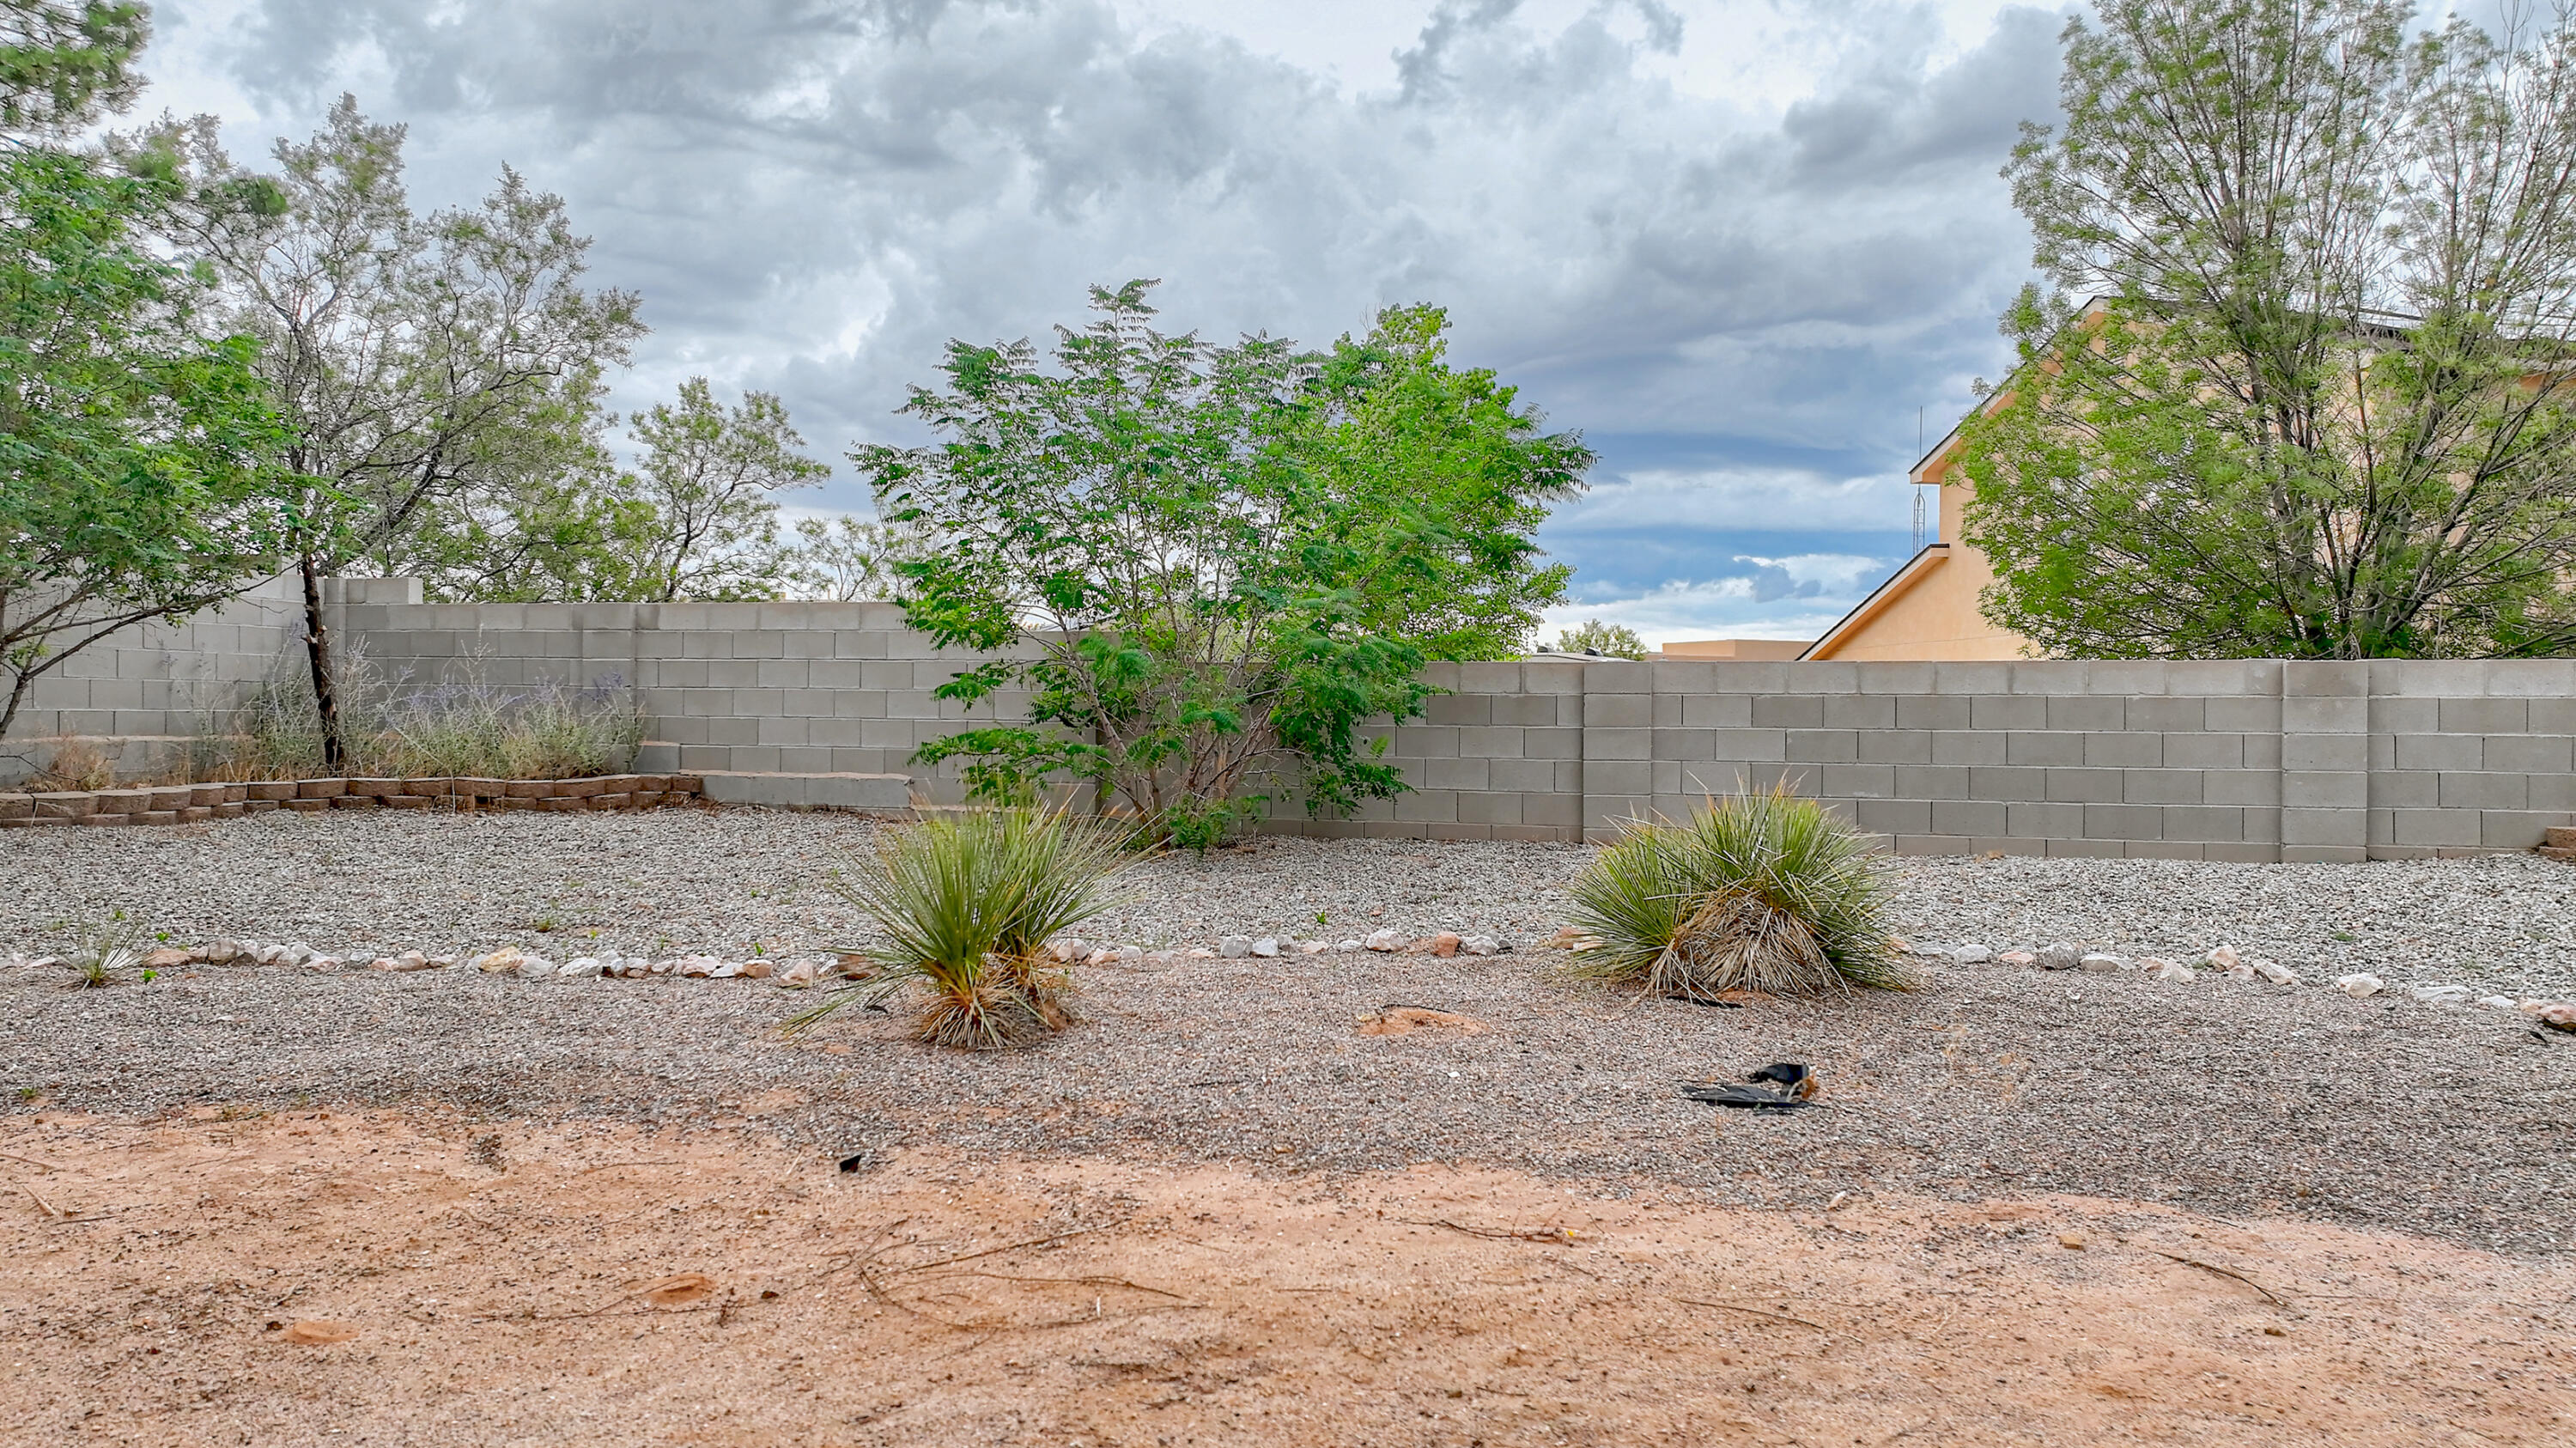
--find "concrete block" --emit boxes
[2006,801,2084,838]
[1821,694,1896,729]
[2530,698,2576,733]
[2284,770,2366,808]
[2005,731,2086,766]
[2120,770,2203,805]
[2081,802,2164,839]
[704,660,760,689]
[1929,800,2008,837]
[1492,693,1564,727]
[1423,757,1489,792]
[2368,770,2438,807]
[2082,732,2164,768]
[1394,789,1461,824]
[2046,696,2125,732]
[2200,769,2279,806]
[1854,662,1937,695]
[2391,732,2485,771]
[1703,729,1786,762]
[2388,808,2482,847]
[1968,764,2050,800]
[1457,792,1522,825]
[1857,730,1931,764]
[1967,837,2049,856]
[1896,695,1971,730]
[1584,660,1653,694]
[2482,811,2570,849]
[2283,694,2367,735]
[2439,697,2529,734]
[2438,772,2528,810]
[1750,695,1823,728]
[1585,761,1651,796]
[1706,661,1790,694]
[1585,692,1651,727]
[2046,768,2124,803]
[2241,733,2282,770]
[1788,661,1860,695]
[1649,661,1720,693]
[2370,697,2440,734]
[756,716,810,747]
[1455,662,1522,694]
[1820,764,1896,798]
[1783,730,1859,763]
[2202,696,2282,733]
[1652,728,1716,761]
[1426,693,1491,726]
[1856,798,1931,834]
[1584,727,1650,761]
[2007,661,2091,694]
[2530,775,2576,810]
[1893,764,1971,799]
[1930,730,2008,765]
[1971,695,2048,731]
[2484,734,2573,773]
[1930,661,2013,695]
[755,659,811,689]
[2045,838,2129,859]
[2203,842,2282,863]
[1678,693,1753,727]
[2124,841,2208,861]
[1457,726,1528,759]
[2281,807,2365,846]
[2123,697,2205,733]
[2284,733,2367,771]
[2160,806,2245,843]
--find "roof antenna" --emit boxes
[1910,405,1927,551]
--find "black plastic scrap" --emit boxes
[1680,1062,1816,1110]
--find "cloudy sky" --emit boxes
[136,0,2071,643]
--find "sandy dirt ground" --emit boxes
[3,1108,2571,1447]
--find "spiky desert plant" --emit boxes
[1566,785,1909,1000]
[66,910,149,989]
[800,808,1129,1049]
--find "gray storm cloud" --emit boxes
[178,0,2063,635]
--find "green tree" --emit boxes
[1,1,147,138]
[130,98,645,764]
[1961,0,2576,658]
[1553,618,1647,658]
[1,6,301,744]
[782,513,933,600]
[857,282,1587,843]
[617,377,829,600]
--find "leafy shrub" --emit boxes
[804,808,1131,1049]
[1566,786,1909,999]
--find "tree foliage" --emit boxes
[0,5,301,743]
[130,97,646,760]
[1963,0,2576,658]
[617,377,829,601]
[0,1,146,138]
[858,282,1588,843]
[1553,618,1648,658]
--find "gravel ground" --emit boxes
[5,810,2574,1256]
[5,807,2576,994]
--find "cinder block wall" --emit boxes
[336,596,1040,804]
[0,572,307,783]
[23,577,2565,860]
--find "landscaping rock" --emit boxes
[473,946,528,975]
[1049,939,1085,964]
[2252,959,2299,986]
[140,947,192,970]
[1461,934,1502,957]
[1429,931,1462,958]
[2145,959,2196,982]
[2077,952,2125,973]
[1364,928,1403,952]
[1951,943,1992,964]
[1249,937,1281,958]
[2036,942,2082,971]
[2336,973,2385,999]
[2409,983,2472,1005]
[2204,944,2242,971]
[1218,935,1255,958]
[2477,995,2518,1010]
[2540,1001,2576,1031]
[1997,950,2036,967]
[516,958,557,981]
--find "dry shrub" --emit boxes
[1567,785,1911,1001]
[23,737,117,791]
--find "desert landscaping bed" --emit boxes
[3,810,2573,1258]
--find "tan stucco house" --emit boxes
[1798,404,2035,662]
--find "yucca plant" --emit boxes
[1566,785,1910,1000]
[798,808,1131,1049]
[66,911,149,989]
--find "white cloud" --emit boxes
[1544,551,1886,645]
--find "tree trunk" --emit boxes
[299,551,345,772]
